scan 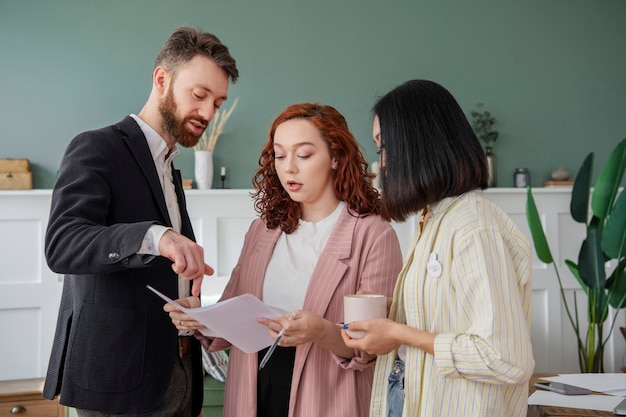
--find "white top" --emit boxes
[131,114,181,247]
[263,201,345,313]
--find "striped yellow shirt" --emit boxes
[371,191,534,417]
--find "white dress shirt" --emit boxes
[130,114,190,302]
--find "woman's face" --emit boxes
[273,118,338,219]
[372,115,386,167]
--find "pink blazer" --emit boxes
[204,205,402,417]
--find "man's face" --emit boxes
[158,55,229,148]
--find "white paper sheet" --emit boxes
[147,285,284,353]
[541,373,626,395]
[528,390,624,411]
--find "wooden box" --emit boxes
[0,172,33,189]
[0,158,30,173]
[0,158,33,189]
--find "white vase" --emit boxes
[194,150,213,189]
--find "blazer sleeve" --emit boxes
[333,217,403,370]
[45,128,158,274]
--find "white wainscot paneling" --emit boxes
[0,191,63,381]
[1,187,625,381]
[185,190,258,306]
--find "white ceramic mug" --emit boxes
[343,294,387,339]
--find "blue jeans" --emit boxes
[387,359,405,417]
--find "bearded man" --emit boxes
[42,26,238,417]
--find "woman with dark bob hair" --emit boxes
[342,80,534,417]
[168,102,403,417]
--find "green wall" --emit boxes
[1,0,624,189]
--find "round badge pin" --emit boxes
[427,253,442,278]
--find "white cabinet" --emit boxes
[1,188,623,380]
[0,191,63,381]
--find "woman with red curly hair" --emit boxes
[168,103,402,417]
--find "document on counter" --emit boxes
[528,390,624,412]
[147,285,285,353]
[542,373,626,396]
[529,373,626,412]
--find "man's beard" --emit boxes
[158,87,206,148]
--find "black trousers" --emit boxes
[257,345,296,417]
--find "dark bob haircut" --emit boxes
[373,79,488,222]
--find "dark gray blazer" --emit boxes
[43,116,203,414]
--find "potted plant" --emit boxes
[525,138,626,372]
[470,103,499,187]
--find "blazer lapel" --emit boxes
[249,226,282,298]
[301,206,355,316]
[173,168,195,240]
[293,207,356,393]
[242,207,356,313]
[115,116,171,228]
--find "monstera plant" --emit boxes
[526,138,626,372]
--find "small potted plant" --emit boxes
[470,102,498,149]
[470,102,499,186]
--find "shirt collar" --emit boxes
[130,114,179,163]
[427,189,483,220]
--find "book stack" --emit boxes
[543,180,574,187]
[0,158,32,189]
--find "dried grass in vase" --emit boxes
[194,97,239,152]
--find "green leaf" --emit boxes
[602,190,626,259]
[526,187,554,264]
[587,288,609,324]
[565,260,589,295]
[607,261,626,309]
[571,152,594,223]
[591,138,626,220]
[578,228,606,290]
[598,292,609,323]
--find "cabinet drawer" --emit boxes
[0,378,62,417]
[0,398,58,416]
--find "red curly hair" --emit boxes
[252,103,380,233]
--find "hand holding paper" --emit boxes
[147,285,282,353]
[163,295,207,332]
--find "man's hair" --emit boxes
[155,26,238,82]
[373,79,488,222]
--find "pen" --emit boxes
[259,311,296,370]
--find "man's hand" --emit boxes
[164,296,206,331]
[158,230,214,296]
